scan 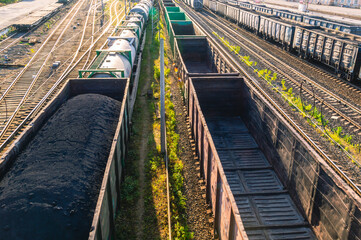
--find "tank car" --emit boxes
[79,0,153,79]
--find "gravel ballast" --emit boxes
[0,93,121,240]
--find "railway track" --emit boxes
[202,9,361,137]
[0,32,28,54]
[0,0,87,136]
[0,0,125,153]
[78,0,125,71]
[178,2,361,195]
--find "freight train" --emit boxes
[230,0,361,35]
[203,0,361,82]
[79,0,152,79]
[160,1,319,239]
[162,1,361,239]
[0,1,152,240]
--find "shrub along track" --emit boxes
[115,11,215,239]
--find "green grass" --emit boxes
[151,16,194,239]
[0,0,20,5]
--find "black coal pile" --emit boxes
[0,94,121,240]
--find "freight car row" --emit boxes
[234,0,361,35]
[162,1,317,239]
[164,0,361,239]
[0,1,152,239]
[204,0,361,82]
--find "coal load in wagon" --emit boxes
[0,94,121,240]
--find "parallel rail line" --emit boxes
[202,9,361,134]
[178,2,361,197]
[0,32,28,54]
[0,0,87,140]
[0,0,125,153]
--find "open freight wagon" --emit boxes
[0,78,131,240]
[162,0,361,239]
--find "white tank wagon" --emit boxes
[129,0,153,21]
[79,0,153,79]
[90,40,136,78]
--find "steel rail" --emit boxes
[201,9,361,132]
[0,31,18,44]
[28,0,122,101]
[0,0,84,104]
[82,0,120,70]
[0,5,126,151]
[81,0,98,69]
[197,7,361,167]
[179,2,361,197]
[0,32,27,54]
[0,0,88,140]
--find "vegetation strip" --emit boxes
[212,31,361,166]
[152,15,194,239]
[116,10,193,239]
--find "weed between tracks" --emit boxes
[115,14,193,239]
[149,17,194,239]
[213,31,361,166]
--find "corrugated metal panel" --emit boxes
[218,149,271,170]
[246,227,315,239]
[235,194,306,227]
[211,132,258,149]
[226,170,284,193]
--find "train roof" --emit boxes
[261,15,312,27]
[304,15,361,28]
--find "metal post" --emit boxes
[160,39,166,154]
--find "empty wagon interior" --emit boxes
[176,37,215,73]
[190,75,361,239]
